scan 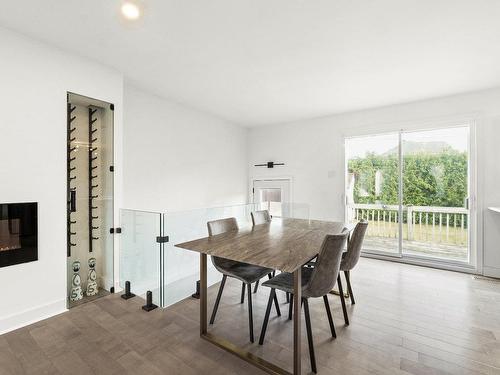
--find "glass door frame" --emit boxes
[344,124,476,269]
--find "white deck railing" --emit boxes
[347,203,468,245]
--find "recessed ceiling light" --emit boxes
[121,2,140,20]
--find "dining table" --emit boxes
[175,217,351,375]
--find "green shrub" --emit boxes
[348,148,467,207]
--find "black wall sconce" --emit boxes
[254,161,285,168]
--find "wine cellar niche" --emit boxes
[67,92,114,308]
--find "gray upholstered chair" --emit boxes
[340,220,368,306]
[305,220,368,326]
[207,217,280,343]
[251,209,271,226]
[258,232,349,374]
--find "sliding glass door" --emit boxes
[345,125,471,264]
[345,133,401,256]
[401,127,470,262]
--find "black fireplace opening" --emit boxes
[0,202,38,268]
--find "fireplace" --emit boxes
[0,202,38,268]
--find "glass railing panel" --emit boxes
[255,201,311,220]
[119,203,311,309]
[281,202,310,220]
[119,209,161,305]
[162,203,259,307]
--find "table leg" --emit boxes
[293,269,301,375]
[199,252,291,375]
[200,253,207,335]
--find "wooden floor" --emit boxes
[2,258,500,375]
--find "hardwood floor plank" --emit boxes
[1,258,499,375]
[3,328,59,375]
[0,336,24,375]
[400,357,452,375]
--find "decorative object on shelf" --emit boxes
[70,260,83,302]
[254,161,285,168]
[86,257,98,296]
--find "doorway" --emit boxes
[252,178,291,217]
[345,125,473,266]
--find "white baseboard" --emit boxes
[0,299,67,335]
[483,266,500,279]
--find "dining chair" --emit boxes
[251,209,271,226]
[340,220,368,306]
[305,220,368,325]
[249,210,275,295]
[207,217,281,343]
[258,231,349,373]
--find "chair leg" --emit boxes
[273,291,281,316]
[303,298,317,374]
[344,270,355,304]
[265,273,281,316]
[337,275,349,326]
[288,294,293,320]
[322,295,336,338]
[286,292,290,303]
[210,275,227,324]
[258,288,275,345]
[254,279,260,293]
[240,282,245,304]
[247,283,254,343]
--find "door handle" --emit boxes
[464,197,469,210]
[70,190,76,212]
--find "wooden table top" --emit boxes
[175,217,348,273]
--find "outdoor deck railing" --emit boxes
[347,203,468,245]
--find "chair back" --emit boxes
[207,217,239,270]
[341,221,368,271]
[303,231,349,298]
[251,210,271,226]
[207,217,238,236]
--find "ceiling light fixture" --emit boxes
[121,2,140,20]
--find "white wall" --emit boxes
[123,84,248,211]
[0,28,249,333]
[248,88,500,277]
[122,84,249,306]
[0,27,124,334]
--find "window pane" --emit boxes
[346,133,400,255]
[401,127,469,262]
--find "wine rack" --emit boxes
[67,102,77,257]
[88,108,99,252]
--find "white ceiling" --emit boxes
[2,1,500,126]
